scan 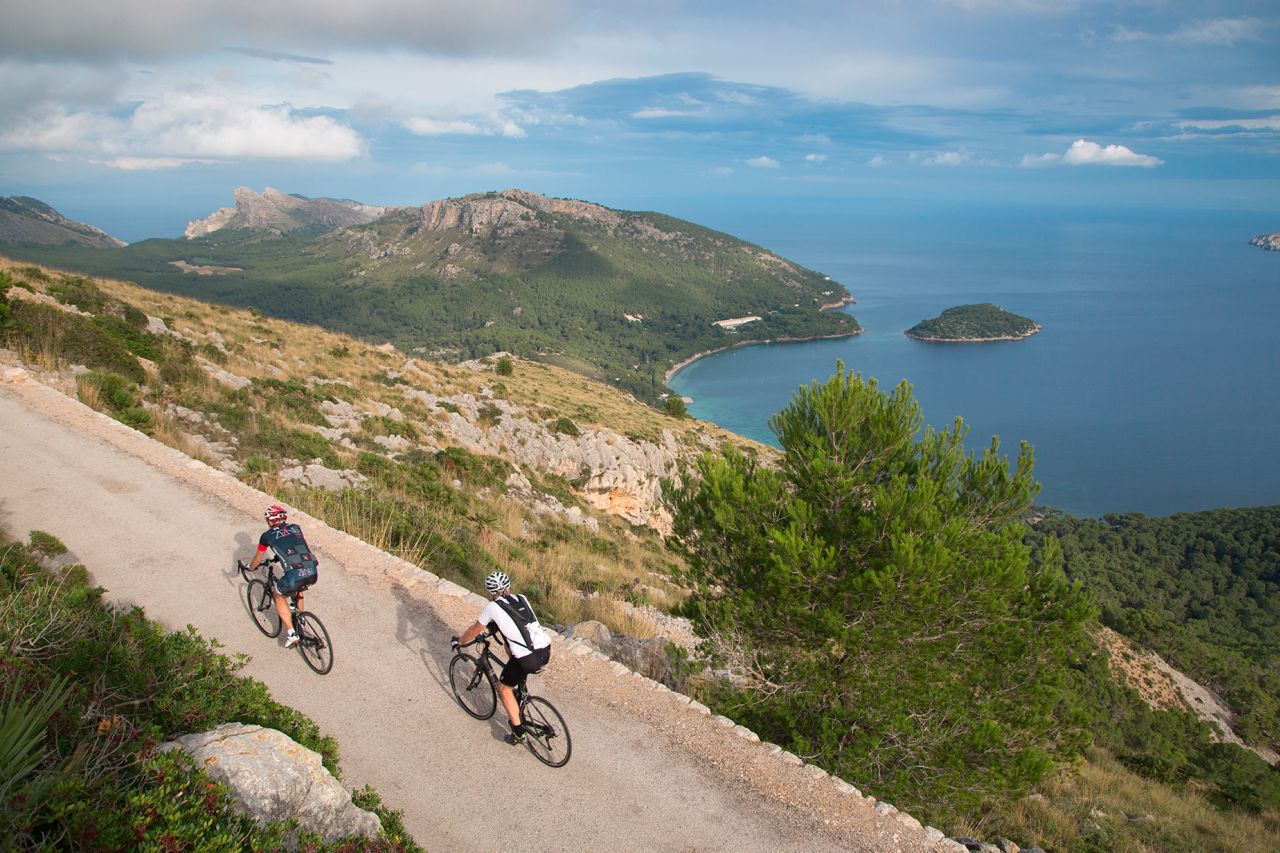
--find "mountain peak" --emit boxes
[185,187,386,239]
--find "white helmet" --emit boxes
[484,571,510,596]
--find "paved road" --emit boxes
[0,375,935,852]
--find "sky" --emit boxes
[0,0,1277,241]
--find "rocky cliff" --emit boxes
[0,196,125,248]
[185,186,386,238]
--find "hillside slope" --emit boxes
[0,195,126,248]
[0,188,859,402]
[0,364,941,852]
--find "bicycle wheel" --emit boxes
[246,579,281,637]
[238,560,253,583]
[521,695,571,767]
[449,654,497,720]
[295,611,334,675]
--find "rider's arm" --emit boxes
[457,621,487,645]
[249,541,269,570]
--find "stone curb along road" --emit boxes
[0,368,952,853]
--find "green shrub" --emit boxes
[550,416,581,437]
[117,406,155,433]
[254,377,330,426]
[26,530,67,558]
[7,302,145,382]
[662,396,688,418]
[46,276,109,313]
[495,356,514,376]
[92,314,164,362]
[241,455,273,475]
[249,421,338,467]
[77,370,154,433]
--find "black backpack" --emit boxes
[493,593,538,653]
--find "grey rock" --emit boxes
[564,620,615,656]
[160,723,381,842]
[278,462,367,491]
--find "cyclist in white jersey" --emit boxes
[453,571,552,744]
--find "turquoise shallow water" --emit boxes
[667,204,1280,517]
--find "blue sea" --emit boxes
[666,202,1280,518]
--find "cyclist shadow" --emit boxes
[393,584,514,742]
[226,531,257,589]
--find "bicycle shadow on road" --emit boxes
[393,583,513,743]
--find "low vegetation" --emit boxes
[0,529,418,850]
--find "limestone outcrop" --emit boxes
[185,187,385,238]
[160,723,381,842]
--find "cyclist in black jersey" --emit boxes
[249,504,318,648]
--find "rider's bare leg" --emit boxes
[498,683,522,727]
[272,591,295,633]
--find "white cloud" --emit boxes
[867,155,888,168]
[135,94,366,160]
[404,117,487,135]
[404,114,526,138]
[632,108,701,119]
[910,150,972,167]
[94,156,210,170]
[1022,139,1163,168]
[1019,152,1061,168]
[805,152,828,162]
[746,156,780,169]
[1111,18,1262,46]
[0,0,573,61]
[711,165,735,177]
[1064,139,1162,167]
[0,92,367,162]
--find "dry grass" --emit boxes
[972,748,1280,853]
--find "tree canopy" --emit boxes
[664,363,1093,821]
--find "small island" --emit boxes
[1250,232,1280,252]
[905,303,1041,342]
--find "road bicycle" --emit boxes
[238,557,333,675]
[449,634,571,767]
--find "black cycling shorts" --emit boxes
[500,646,550,687]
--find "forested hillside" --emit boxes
[0,190,859,403]
[1028,508,1280,749]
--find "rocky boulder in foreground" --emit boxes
[160,723,381,842]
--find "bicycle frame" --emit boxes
[462,636,543,729]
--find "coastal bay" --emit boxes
[666,202,1280,517]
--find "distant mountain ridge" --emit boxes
[185,186,386,237]
[2,187,858,403]
[0,196,125,248]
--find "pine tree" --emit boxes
[664,362,1093,821]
